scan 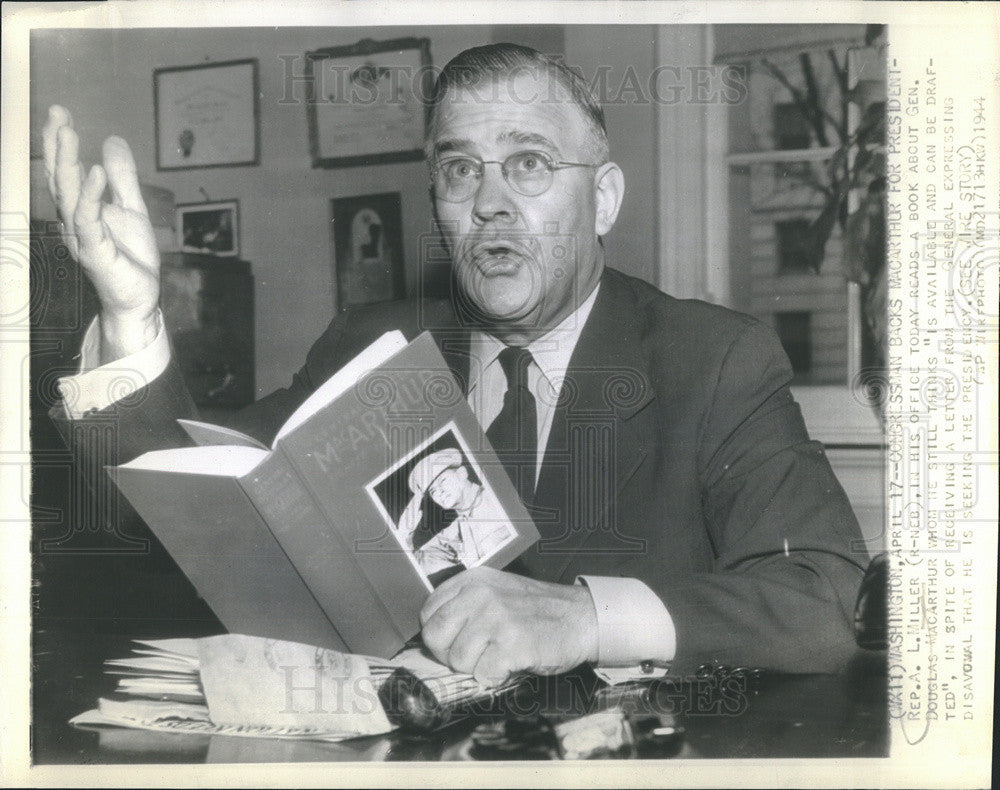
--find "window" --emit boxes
[775,219,818,274]
[718,33,886,389]
[772,102,812,150]
[775,311,813,377]
[707,25,886,551]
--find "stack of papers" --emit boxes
[70,634,513,742]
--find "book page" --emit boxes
[173,332,407,454]
[69,698,372,742]
[272,330,407,445]
[176,420,269,450]
[117,445,269,477]
[132,638,200,659]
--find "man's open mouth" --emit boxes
[467,239,531,275]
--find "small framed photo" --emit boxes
[154,59,260,170]
[305,37,432,168]
[176,199,240,257]
[331,191,405,311]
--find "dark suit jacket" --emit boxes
[53,267,868,673]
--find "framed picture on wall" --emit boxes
[331,192,405,311]
[306,37,432,168]
[154,59,260,170]
[176,199,240,257]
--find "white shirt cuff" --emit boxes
[58,310,170,418]
[577,575,677,684]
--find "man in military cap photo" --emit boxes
[396,447,516,586]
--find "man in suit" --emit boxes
[43,43,868,684]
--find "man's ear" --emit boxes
[593,162,624,237]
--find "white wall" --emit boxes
[564,26,658,286]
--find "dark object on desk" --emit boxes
[627,713,685,759]
[378,668,449,733]
[471,715,560,760]
[554,710,683,760]
[470,709,683,761]
[854,552,888,650]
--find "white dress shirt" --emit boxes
[60,287,676,679]
[467,284,597,487]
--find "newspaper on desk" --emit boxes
[69,634,513,742]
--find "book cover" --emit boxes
[109,331,539,658]
[108,452,350,652]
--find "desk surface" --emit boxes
[32,625,888,764]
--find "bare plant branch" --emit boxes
[760,58,846,146]
[828,50,849,101]
[798,53,831,148]
[828,49,851,145]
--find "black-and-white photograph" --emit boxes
[4,2,998,786]
[18,15,898,771]
[368,425,518,588]
[176,199,240,256]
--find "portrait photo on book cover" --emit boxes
[366,424,517,589]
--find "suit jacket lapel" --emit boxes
[526,269,657,582]
[425,272,657,583]
[427,305,472,395]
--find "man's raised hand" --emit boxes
[42,105,160,362]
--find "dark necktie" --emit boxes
[486,346,538,503]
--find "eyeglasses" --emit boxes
[429,150,601,202]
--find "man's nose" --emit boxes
[472,162,517,225]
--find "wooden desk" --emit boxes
[32,626,887,764]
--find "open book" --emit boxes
[70,634,520,742]
[110,331,539,658]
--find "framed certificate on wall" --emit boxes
[306,37,432,168]
[154,59,260,170]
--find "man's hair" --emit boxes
[425,42,610,163]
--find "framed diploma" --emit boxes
[154,59,260,170]
[306,37,432,168]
